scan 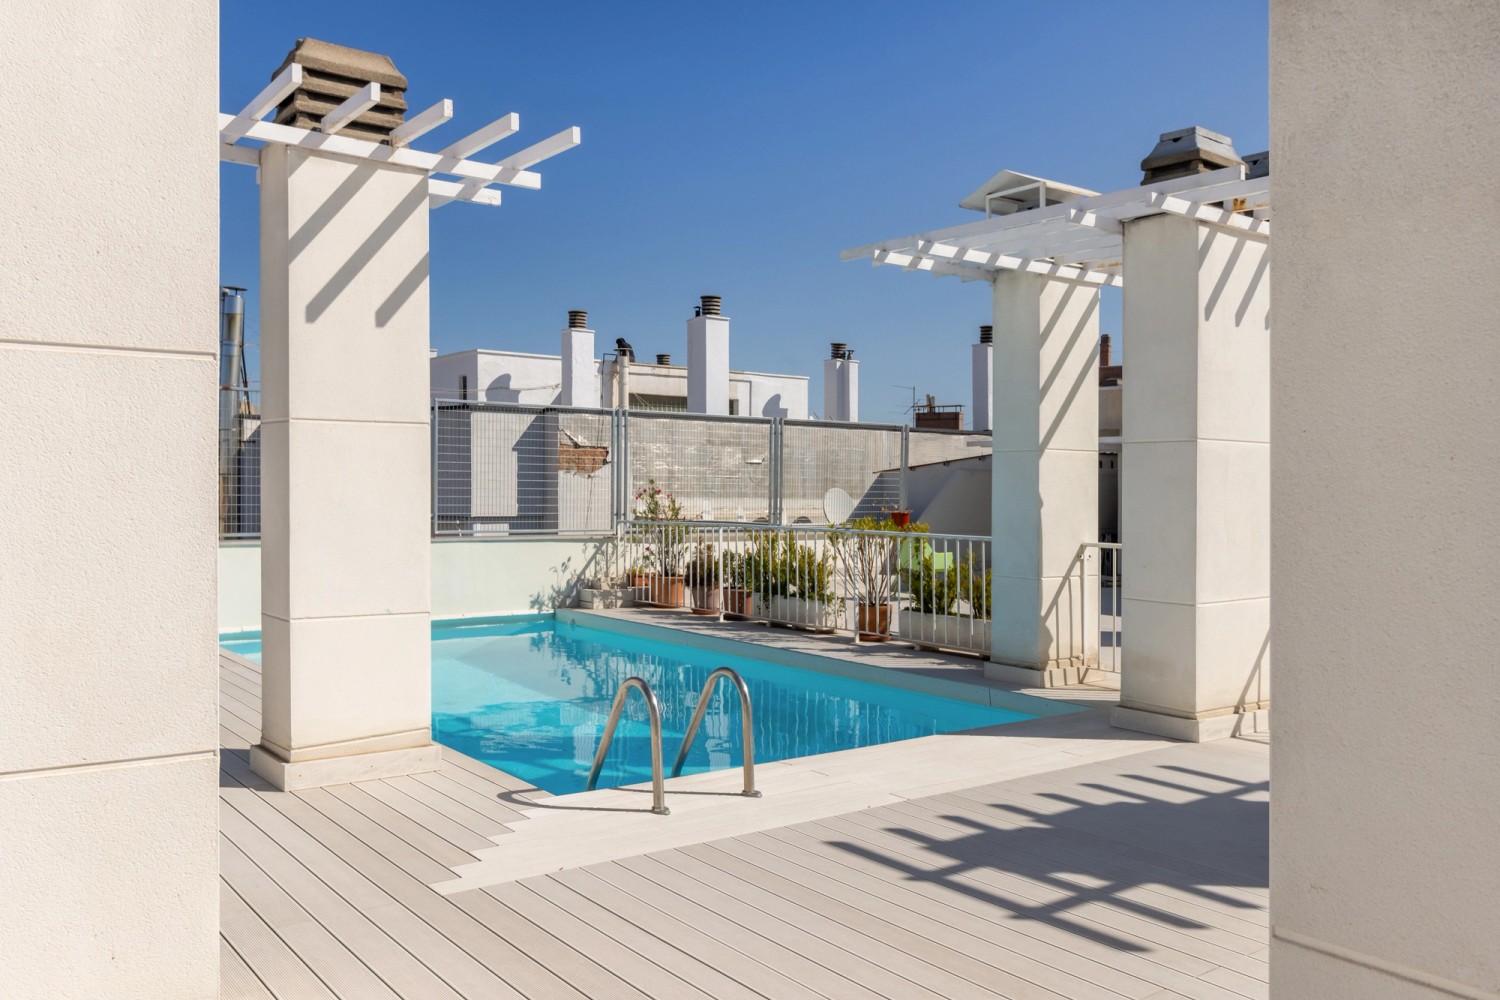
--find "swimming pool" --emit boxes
[220,614,1056,796]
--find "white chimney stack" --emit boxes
[559,309,597,407]
[686,294,730,414]
[823,342,859,422]
[972,325,993,431]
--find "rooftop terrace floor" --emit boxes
[218,641,1269,1000]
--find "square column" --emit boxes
[986,272,1100,685]
[253,145,440,789]
[559,323,597,406]
[687,312,730,414]
[971,338,993,431]
[823,355,859,422]
[1113,212,1270,741]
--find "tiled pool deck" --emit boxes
[219,612,1269,999]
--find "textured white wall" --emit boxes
[1270,2,1500,996]
[0,1,219,995]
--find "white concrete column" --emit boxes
[559,321,597,406]
[254,144,440,789]
[687,303,730,415]
[986,272,1100,685]
[1112,211,1270,741]
[971,328,993,431]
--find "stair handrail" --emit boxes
[670,667,761,798]
[585,676,670,815]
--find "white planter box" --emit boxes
[768,595,844,631]
[579,588,630,609]
[902,611,990,653]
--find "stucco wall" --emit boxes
[0,2,220,996]
[1270,3,1500,997]
[221,537,617,628]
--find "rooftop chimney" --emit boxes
[972,326,993,431]
[1140,126,1243,185]
[559,309,597,406]
[824,343,859,422]
[687,296,730,415]
[1100,333,1112,367]
[273,38,409,143]
[656,354,672,366]
[1244,150,1270,180]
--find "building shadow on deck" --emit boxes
[826,762,1268,953]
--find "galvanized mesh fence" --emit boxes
[217,400,993,539]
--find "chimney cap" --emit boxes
[978,325,993,344]
[1243,150,1270,180]
[699,294,723,317]
[567,309,589,330]
[272,38,409,142]
[1140,126,1243,184]
[830,342,847,359]
[655,354,672,365]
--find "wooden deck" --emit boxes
[219,651,1269,999]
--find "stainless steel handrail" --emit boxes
[585,676,670,815]
[670,667,761,798]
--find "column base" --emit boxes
[250,742,443,791]
[1111,706,1270,743]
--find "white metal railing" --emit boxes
[1080,541,1123,675]
[616,520,993,655]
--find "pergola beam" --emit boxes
[437,113,520,161]
[390,99,453,147]
[493,126,582,171]
[221,63,303,143]
[1149,193,1271,236]
[319,83,380,135]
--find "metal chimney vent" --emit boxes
[273,38,409,143]
[567,310,589,330]
[699,295,722,317]
[1140,126,1243,185]
[979,325,993,344]
[656,354,672,366]
[830,342,847,360]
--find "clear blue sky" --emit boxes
[221,1,1267,425]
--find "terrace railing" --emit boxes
[617,520,994,655]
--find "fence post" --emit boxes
[899,426,910,512]
[769,419,784,525]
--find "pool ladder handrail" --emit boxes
[585,676,670,815]
[671,667,761,798]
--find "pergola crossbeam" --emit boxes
[493,126,582,171]
[391,99,454,147]
[319,83,380,136]
[221,63,303,143]
[437,113,520,161]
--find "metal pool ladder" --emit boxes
[586,676,670,814]
[672,667,761,799]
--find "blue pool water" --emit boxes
[220,616,1048,796]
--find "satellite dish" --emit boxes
[823,487,854,525]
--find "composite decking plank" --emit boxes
[450,888,655,1000]
[741,827,1256,1000]
[221,934,277,1000]
[357,779,499,852]
[221,690,263,729]
[804,812,1269,985]
[675,840,1095,1000]
[322,783,480,869]
[874,795,1269,939]
[382,774,512,837]
[437,744,547,796]
[408,769,528,828]
[219,665,263,703]
[293,787,461,887]
[520,875,764,1000]
[486,879,715,1000]
[221,707,262,746]
[635,849,964,1000]
[220,880,339,1000]
[549,866,826,1000]
[222,723,254,752]
[434,756,543,807]
[689,837,1162,1000]
[585,859,896,1000]
[222,838,401,1000]
[219,794,468,1000]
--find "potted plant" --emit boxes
[762,534,842,631]
[721,540,765,619]
[901,550,991,652]
[633,479,687,608]
[683,543,722,616]
[834,516,926,640]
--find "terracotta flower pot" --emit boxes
[648,574,686,608]
[723,588,755,619]
[627,572,650,590]
[690,585,721,615]
[857,602,893,641]
[890,510,912,528]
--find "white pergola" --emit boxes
[842,166,1270,288]
[218,63,581,209]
